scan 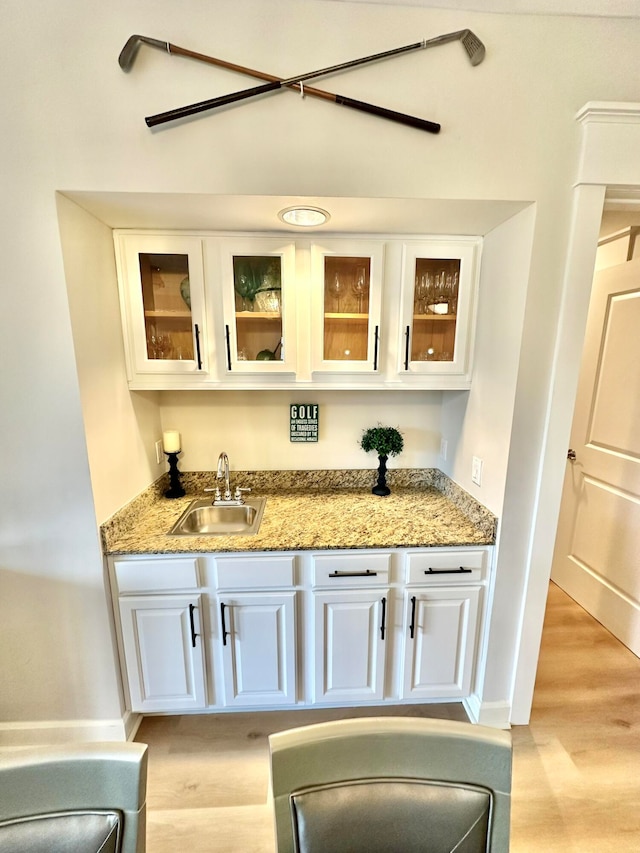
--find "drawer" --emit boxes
[114,557,200,593]
[216,555,295,589]
[313,552,391,586]
[406,549,488,584]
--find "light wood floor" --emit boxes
[135,582,640,852]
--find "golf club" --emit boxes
[119,35,440,134]
[143,29,484,128]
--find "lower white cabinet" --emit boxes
[217,592,297,707]
[119,594,207,713]
[313,589,389,703]
[109,546,490,715]
[401,587,480,700]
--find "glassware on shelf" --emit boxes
[352,266,366,314]
[328,272,345,312]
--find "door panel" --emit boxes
[552,259,640,655]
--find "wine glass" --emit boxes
[352,267,366,314]
[328,273,344,312]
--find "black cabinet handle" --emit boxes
[225,325,232,371]
[194,323,202,370]
[380,596,387,640]
[409,595,417,639]
[404,325,410,370]
[425,566,473,575]
[373,325,380,371]
[188,603,200,648]
[329,569,378,578]
[220,602,230,646]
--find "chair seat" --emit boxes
[292,777,491,853]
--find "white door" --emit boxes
[402,587,480,699]
[219,592,297,707]
[551,258,640,655]
[119,594,207,712]
[313,589,389,703]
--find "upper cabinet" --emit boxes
[219,238,296,375]
[114,231,480,391]
[115,233,208,381]
[398,240,480,384]
[310,240,384,375]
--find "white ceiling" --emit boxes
[327,0,640,18]
[62,191,530,236]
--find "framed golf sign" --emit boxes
[290,404,319,443]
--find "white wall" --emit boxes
[159,389,444,472]
[57,195,164,522]
[4,0,640,737]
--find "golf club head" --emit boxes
[118,35,169,71]
[460,30,485,66]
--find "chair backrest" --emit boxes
[269,716,512,853]
[0,741,148,853]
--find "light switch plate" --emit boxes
[472,456,483,486]
[440,438,448,460]
[155,440,163,465]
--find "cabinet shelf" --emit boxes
[413,313,457,321]
[324,312,369,321]
[235,311,281,320]
[144,309,192,319]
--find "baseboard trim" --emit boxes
[463,695,511,729]
[0,715,136,748]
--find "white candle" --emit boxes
[163,430,181,453]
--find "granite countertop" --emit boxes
[101,469,497,556]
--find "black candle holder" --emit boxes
[164,451,185,499]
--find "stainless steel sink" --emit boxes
[168,497,266,536]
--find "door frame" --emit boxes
[512,102,640,722]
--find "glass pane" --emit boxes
[323,256,371,361]
[139,253,194,361]
[233,256,283,361]
[411,258,460,363]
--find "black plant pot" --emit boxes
[372,454,391,496]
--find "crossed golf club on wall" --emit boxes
[119,30,485,135]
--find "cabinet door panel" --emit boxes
[311,241,384,373]
[399,240,479,378]
[119,594,207,712]
[220,592,296,707]
[314,589,388,703]
[115,234,208,377]
[402,587,480,699]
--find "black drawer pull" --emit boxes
[188,603,200,648]
[404,325,411,371]
[329,569,378,578]
[425,566,473,575]
[373,325,380,371]
[194,323,202,370]
[380,596,387,640]
[220,601,230,646]
[409,595,417,639]
[225,325,232,371]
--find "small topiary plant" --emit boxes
[359,425,404,496]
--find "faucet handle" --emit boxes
[234,487,251,501]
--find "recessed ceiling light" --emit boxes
[278,206,330,227]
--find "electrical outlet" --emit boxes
[440,438,448,460]
[155,440,163,465]
[472,456,483,486]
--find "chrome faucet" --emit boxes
[217,452,231,501]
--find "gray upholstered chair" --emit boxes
[0,741,148,853]
[269,716,512,853]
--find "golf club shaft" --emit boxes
[144,41,438,132]
[145,38,429,127]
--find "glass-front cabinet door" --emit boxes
[115,233,208,378]
[311,241,384,373]
[219,239,296,374]
[399,240,480,379]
